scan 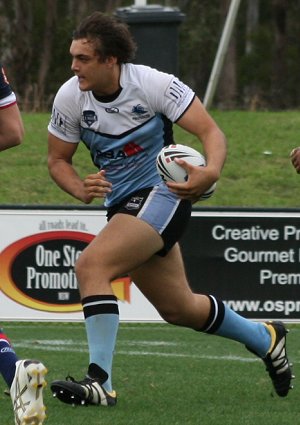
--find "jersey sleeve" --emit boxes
[138,66,195,123]
[48,77,82,143]
[0,65,17,108]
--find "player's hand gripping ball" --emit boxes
[156,144,216,200]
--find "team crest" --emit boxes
[82,110,98,127]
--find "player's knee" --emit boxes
[74,252,87,276]
[159,308,184,326]
[75,251,115,285]
[75,252,101,278]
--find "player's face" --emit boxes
[70,39,117,95]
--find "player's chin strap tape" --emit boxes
[198,295,225,334]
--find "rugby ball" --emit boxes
[156,144,216,200]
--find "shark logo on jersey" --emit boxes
[82,110,98,127]
[132,104,147,115]
[131,104,150,121]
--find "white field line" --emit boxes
[11,339,262,363]
[4,324,300,333]
[2,324,176,331]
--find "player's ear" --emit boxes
[105,56,118,66]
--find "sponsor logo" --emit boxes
[50,107,67,135]
[95,142,144,160]
[1,347,14,353]
[125,196,144,210]
[165,78,189,106]
[0,231,131,312]
[82,110,98,127]
[105,107,119,114]
[124,142,144,156]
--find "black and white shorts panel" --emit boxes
[106,183,192,256]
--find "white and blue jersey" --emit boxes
[48,63,195,207]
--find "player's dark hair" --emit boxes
[73,11,137,64]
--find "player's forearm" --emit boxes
[0,105,24,151]
[48,159,90,203]
[201,126,227,180]
[0,135,21,151]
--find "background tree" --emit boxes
[215,0,238,110]
[242,0,260,109]
[2,0,300,111]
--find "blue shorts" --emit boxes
[106,183,192,256]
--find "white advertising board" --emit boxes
[2,207,299,323]
[0,209,162,322]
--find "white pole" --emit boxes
[203,0,241,109]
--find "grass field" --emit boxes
[0,321,299,425]
[0,110,300,207]
[1,111,300,424]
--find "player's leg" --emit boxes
[131,244,294,397]
[131,243,271,347]
[51,183,190,406]
[0,328,47,424]
[0,328,18,387]
[51,212,165,406]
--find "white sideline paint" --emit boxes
[12,339,260,363]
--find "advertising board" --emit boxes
[0,209,161,322]
[1,207,299,322]
[181,210,300,322]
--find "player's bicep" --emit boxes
[176,97,217,137]
[48,132,79,166]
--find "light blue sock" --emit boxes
[215,304,271,357]
[85,313,119,392]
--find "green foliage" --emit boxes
[48,17,74,96]
[178,0,222,97]
[4,1,300,110]
[238,27,273,89]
